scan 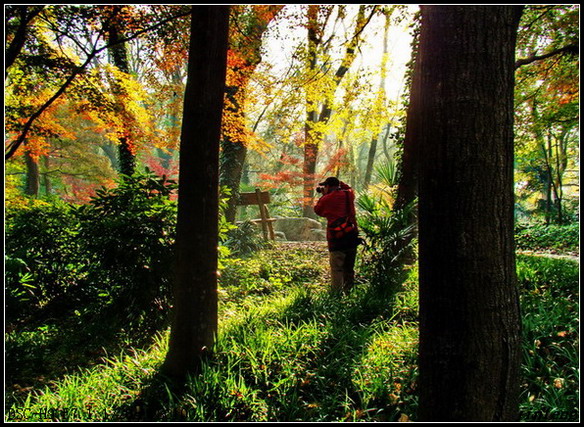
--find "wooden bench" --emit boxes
[237,189,276,240]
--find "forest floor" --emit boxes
[5,242,580,422]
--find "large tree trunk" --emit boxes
[394,48,421,213]
[416,6,523,421]
[162,5,230,381]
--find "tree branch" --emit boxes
[515,42,579,69]
[5,8,193,160]
[5,6,45,74]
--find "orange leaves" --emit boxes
[258,171,305,193]
[253,5,283,25]
[5,85,75,159]
[322,148,350,177]
[221,6,285,153]
[223,50,271,153]
[226,49,252,77]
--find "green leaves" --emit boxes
[356,183,416,292]
[5,170,178,333]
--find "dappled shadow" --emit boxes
[102,267,414,422]
[271,274,412,421]
[5,307,170,410]
[6,239,414,421]
[107,370,182,421]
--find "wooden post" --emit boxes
[236,189,275,241]
[255,188,269,239]
[255,188,275,240]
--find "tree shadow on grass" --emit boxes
[109,268,414,422]
[5,305,170,410]
[272,277,411,421]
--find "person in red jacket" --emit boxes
[314,176,360,293]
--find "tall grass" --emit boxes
[6,269,419,422]
[5,250,578,422]
[516,255,579,421]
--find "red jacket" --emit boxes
[314,183,357,242]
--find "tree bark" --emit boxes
[416,6,523,421]
[394,48,421,213]
[162,5,230,381]
[105,6,136,176]
[24,148,40,196]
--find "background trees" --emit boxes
[6,5,416,214]
[5,5,190,200]
[6,5,578,226]
[514,5,579,225]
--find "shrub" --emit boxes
[356,193,416,293]
[5,200,84,318]
[5,171,178,335]
[515,222,579,253]
[223,220,270,257]
[73,171,178,333]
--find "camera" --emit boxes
[316,186,324,194]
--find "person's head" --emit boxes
[318,177,340,195]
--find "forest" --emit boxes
[4,4,580,422]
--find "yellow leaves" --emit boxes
[222,54,274,154]
[6,80,77,159]
[71,64,158,152]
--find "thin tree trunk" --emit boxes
[105,6,136,176]
[42,155,52,195]
[363,137,377,189]
[416,5,523,421]
[162,5,230,382]
[302,5,375,217]
[220,6,283,223]
[302,5,322,218]
[24,148,40,196]
[363,10,391,190]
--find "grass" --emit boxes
[4,245,579,422]
[516,255,579,422]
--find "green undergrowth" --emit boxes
[5,249,579,422]
[6,279,420,422]
[516,255,579,422]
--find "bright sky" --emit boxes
[262,4,419,102]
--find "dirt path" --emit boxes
[518,250,579,263]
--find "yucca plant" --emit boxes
[357,201,416,289]
[356,162,417,292]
